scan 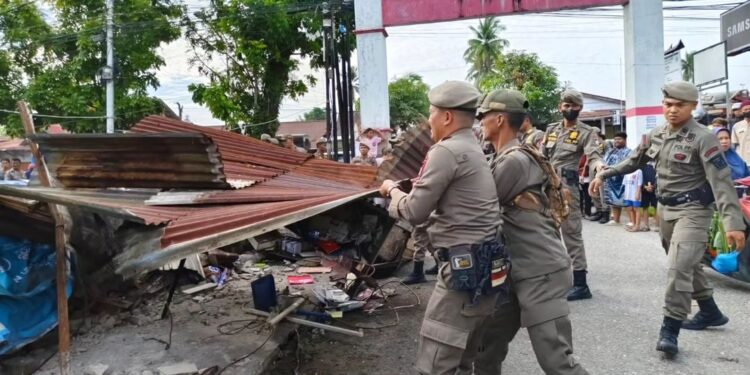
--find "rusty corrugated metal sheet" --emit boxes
[32,133,229,189]
[378,122,434,182]
[131,116,310,184]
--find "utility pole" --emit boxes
[176,102,184,120]
[105,0,115,133]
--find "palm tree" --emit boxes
[464,17,509,86]
[682,51,695,82]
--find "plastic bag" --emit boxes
[712,251,740,275]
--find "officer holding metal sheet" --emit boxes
[591,81,746,358]
[379,81,505,375]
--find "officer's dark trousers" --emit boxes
[474,269,588,375]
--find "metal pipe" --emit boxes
[267,298,304,325]
[245,307,364,337]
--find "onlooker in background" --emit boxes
[377,147,394,166]
[5,158,25,181]
[641,161,658,231]
[603,132,631,225]
[313,137,329,160]
[579,155,594,217]
[358,128,382,158]
[260,133,280,146]
[709,118,728,131]
[281,135,306,153]
[731,100,750,164]
[622,169,643,232]
[519,114,544,150]
[731,102,743,127]
[588,133,609,222]
[0,158,10,180]
[352,143,377,166]
[715,127,750,181]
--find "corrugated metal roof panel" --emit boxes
[378,123,433,182]
[31,133,229,189]
[131,116,311,183]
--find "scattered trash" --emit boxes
[288,275,315,285]
[182,283,217,295]
[207,266,229,287]
[297,266,332,274]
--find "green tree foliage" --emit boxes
[464,17,508,86]
[185,0,341,137]
[301,107,326,121]
[480,51,563,125]
[389,74,429,130]
[682,51,695,82]
[1,0,181,136]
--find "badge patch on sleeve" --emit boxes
[709,155,728,170]
[704,146,720,159]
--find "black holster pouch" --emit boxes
[657,182,715,207]
[447,236,511,305]
[560,168,578,187]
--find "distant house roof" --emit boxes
[277,120,327,141]
[582,92,625,106]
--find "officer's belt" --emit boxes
[435,234,503,262]
[657,183,714,207]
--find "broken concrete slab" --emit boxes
[157,362,199,375]
[84,363,111,375]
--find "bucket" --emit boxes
[251,274,277,312]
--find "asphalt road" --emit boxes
[279,219,750,375]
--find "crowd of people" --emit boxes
[0,158,31,181]
[373,79,745,375]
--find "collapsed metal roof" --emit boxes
[0,116,386,278]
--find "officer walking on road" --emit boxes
[590,81,746,358]
[544,89,605,301]
[474,89,588,375]
[379,81,504,375]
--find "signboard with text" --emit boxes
[721,2,750,56]
[664,51,682,83]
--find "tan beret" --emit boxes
[428,81,481,111]
[561,89,584,106]
[478,89,529,115]
[662,81,699,102]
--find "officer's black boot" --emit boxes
[598,211,610,224]
[567,270,593,301]
[402,261,427,285]
[656,316,681,358]
[682,297,729,330]
[586,212,602,222]
[424,260,440,275]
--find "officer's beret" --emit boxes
[359,143,370,149]
[560,89,584,106]
[662,81,699,102]
[478,89,529,115]
[428,81,481,111]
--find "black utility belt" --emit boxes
[657,183,714,207]
[435,236,510,303]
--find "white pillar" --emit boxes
[623,0,664,150]
[354,0,390,130]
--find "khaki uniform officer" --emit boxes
[544,89,604,301]
[401,218,440,285]
[591,81,746,358]
[379,81,502,375]
[474,89,587,375]
[313,137,329,160]
[519,114,544,150]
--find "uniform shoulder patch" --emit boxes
[704,146,720,159]
[709,155,728,170]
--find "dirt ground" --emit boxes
[269,262,432,375]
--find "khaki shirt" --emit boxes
[600,119,745,232]
[388,128,501,248]
[519,128,544,150]
[313,151,329,160]
[351,155,377,166]
[731,119,750,163]
[543,120,604,175]
[490,139,571,281]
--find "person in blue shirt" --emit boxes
[715,127,750,181]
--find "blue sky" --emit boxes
[151,0,749,125]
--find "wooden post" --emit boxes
[17,102,71,375]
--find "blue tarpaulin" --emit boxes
[0,236,72,355]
